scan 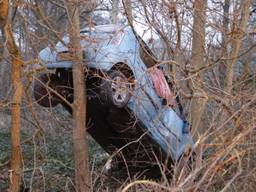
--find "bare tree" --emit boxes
[1,1,23,191]
[66,1,90,191]
[111,0,119,24]
[225,0,251,94]
[189,0,207,136]
[0,0,9,100]
[0,3,7,50]
[6,23,23,192]
[123,0,133,25]
[219,0,230,87]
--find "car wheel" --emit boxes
[101,70,132,108]
[33,73,60,107]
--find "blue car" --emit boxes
[34,24,193,168]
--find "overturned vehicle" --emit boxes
[33,24,194,172]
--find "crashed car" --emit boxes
[34,24,193,169]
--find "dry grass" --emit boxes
[113,76,256,192]
[0,74,255,192]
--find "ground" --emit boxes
[1,76,256,191]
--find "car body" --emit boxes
[34,24,193,165]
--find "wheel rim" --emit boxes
[111,76,129,104]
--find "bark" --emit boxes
[190,0,207,136]
[123,0,133,25]
[66,1,90,192]
[0,28,5,61]
[4,11,23,192]
[0,0,9,100]
[172,2,181,87]
[1,1,22,191]
[0,48,10,100]
[225,0,251,94]
[241,34,254,79]
[0,0,9,28]
[162,1,181,85]
[111,0,119,24]
[219,0,230,87]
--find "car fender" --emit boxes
[87,47,137,71]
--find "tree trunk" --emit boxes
[5,17,23,192]
[123,0,133,25]
[0,40,10,101]
[66,2,90,192]
[111,0,119,24]
[1,1,22,191]
[0,0,9,28]
[0,0,9,100]
[189,0,207,136]
[225,0,251,94]
[219,0,230,87]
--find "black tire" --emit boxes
[33,73,60,107]
[100,70,132,108]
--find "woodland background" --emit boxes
[0,0,256,191]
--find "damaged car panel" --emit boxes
[34,24,193,163]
